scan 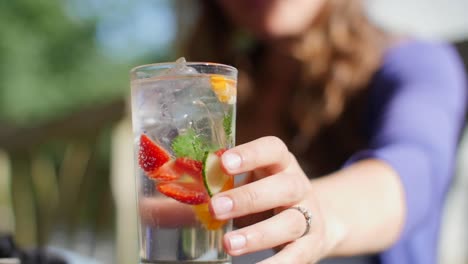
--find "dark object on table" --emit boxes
[0,234,67,264]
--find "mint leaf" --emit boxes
[223,111,233,139]
[171,129,206,160]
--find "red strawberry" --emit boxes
[215,149,226,157]
[150,160,180,181]
[149,158,202,182]
[139,134,170,175]
[175,157,203,180]
[157,182,208,205]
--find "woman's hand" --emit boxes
[210,136,339,263]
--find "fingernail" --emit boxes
[223,153,241,170]
[211,196,233,215]
[228,234,246,251]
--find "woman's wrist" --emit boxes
[309,160,405,257]
[308,181,348,258]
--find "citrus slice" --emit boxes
[210,75,236,104]
[193,203,227,230]
[202,151,233,197]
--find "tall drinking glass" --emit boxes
[130,59,237,264]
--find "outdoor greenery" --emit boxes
[0,1,177,261]
[0,0,174,125]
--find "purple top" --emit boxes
[347,40,467,264]
[234,40,466,264]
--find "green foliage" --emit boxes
[0,0,133,124]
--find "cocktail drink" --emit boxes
[130,58,236,264]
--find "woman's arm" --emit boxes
[312,159,405,256]
[211,42,466,264]
[315,41,467,259]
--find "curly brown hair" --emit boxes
[178,0,388,175]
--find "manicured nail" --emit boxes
[228,234,246,251]
[211,196,233,215]
[222,153,241,170]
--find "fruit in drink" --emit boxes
[138,134,170,178]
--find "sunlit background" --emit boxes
[0,0,467,263]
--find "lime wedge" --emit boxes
[202,151,232,196]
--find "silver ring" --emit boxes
[286,206,313,238]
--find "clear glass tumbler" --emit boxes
[130,59,237,264]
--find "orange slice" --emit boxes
[193,203,227,230]
[193,177,232,229]
[210,75,236,104]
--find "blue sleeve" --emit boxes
[347,41,467,241]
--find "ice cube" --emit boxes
[132,78,174,129]
[168,79,222,125]
[132,57,226,148]
[160,57,198,77]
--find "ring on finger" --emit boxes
[285,206,313,238]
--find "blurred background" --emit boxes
[0,0,467,263]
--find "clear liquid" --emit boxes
[131,75,235,263]
[137,174,231,263]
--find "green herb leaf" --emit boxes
[171,129,206,160]
[223,111,233,139]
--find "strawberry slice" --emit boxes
[150,160,180,181]
[149,157,202,182]
[175,157,203,180]
[215,149,226,157]
[157,182,208,205]
[139,134,170,175]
